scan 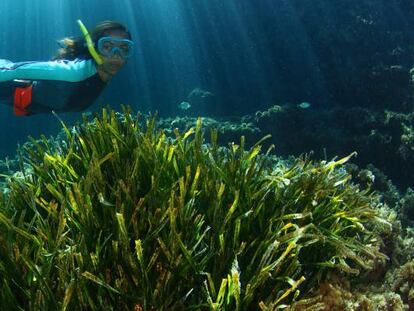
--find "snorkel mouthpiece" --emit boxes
[77,19,103,65]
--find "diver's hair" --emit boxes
[52,20,132,61]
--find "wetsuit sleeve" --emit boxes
[0,59,97,82]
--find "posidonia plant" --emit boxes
[0,107,388,310]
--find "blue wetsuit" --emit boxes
[0,58,107,115]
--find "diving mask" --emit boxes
[97,37,134,59]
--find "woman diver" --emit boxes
[0,20,134,116]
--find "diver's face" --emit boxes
[99,30,130,76]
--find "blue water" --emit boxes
[1,0,414,160]
[2,3,414,307]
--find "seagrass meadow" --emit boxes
[0,107,395,310]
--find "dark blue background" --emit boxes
[1,0,414,158]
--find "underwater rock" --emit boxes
[289,0,414,112]
[157,115,260,147]
[251,105,414,190]
[392,260,414,309]
[289,272,409,311]
[290,222,414,310]
[400,188,414,225]
[0,157,22,192]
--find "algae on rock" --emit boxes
[0,107,390,310]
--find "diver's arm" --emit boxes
[0,59,97,83]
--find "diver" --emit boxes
[0,20,134,116]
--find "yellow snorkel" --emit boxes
[77,19,103,65]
